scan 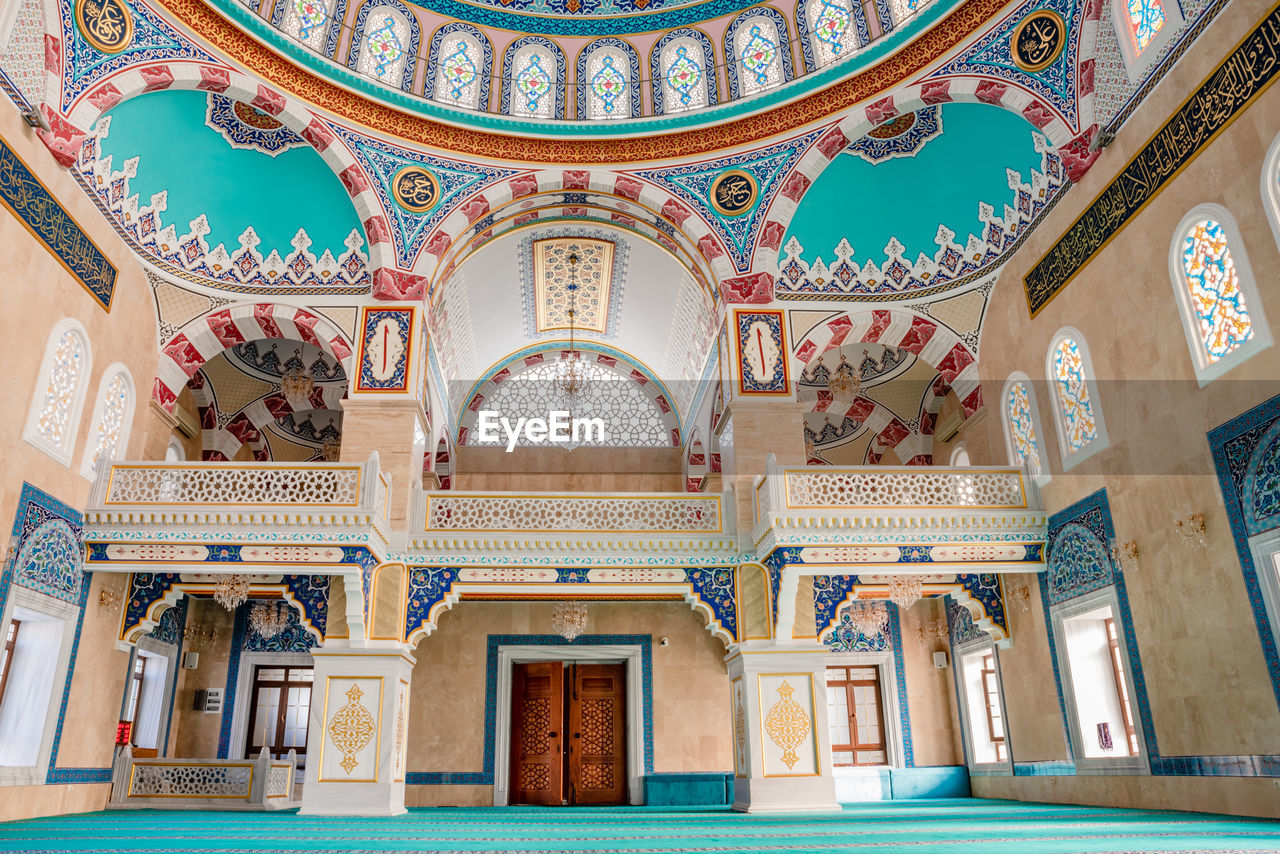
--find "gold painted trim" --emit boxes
[731,675,748,779]
[779,467,1028,510]
[126,762,254,798]
[393,678,410,784]
[756,672,821,778]
[316,675,385,783]
[74,0,134,54]
[1010,9,1066,73]
[353,305,418,395]
[423,493,723,534]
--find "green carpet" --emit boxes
[1,799,1278,853]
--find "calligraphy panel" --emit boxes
[735,308,790,395]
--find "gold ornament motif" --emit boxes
[710,170,758,217]
[763,680,811,770]
[328,684,376,774]
[1011,10,1066,73]
[75,0,133,54]
[392,166,440,213]
[394,692,406,776]
[734,692,747,771]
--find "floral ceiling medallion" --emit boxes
[843,106,944,165]
[533,238,614,335]
[204,95,306,157]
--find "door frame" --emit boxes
[228,651,313,760]
[493,645,644,806]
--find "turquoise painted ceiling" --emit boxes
[96,91,362,262]
[784,104,1046,266]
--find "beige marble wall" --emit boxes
[454,446,683,492]
[404,600,732,807]
[168,600,237,759]
[897,598,962,767]
[971,0,1280,814]
[0,110,162,821]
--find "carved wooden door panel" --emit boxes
[510,662,564,806]
[567,663,626,805]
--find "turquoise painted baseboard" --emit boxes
[643,772,733,806]
[889,766,971,799]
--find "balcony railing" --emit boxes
[108,747,298,810]
[419,491,724,534]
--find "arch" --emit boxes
[346,0,420,92]
[950,443,970,466]
[274,0,346,58]
[1169,202,1272,385]
[501,37,566,120]
[804,396,929,465]
[431,436,453,489]
[796,0,860,73]
[575,38,642,120]
[725,8,795,99]
[14,518,83,604]
[165,436,186,461]
[1001,371,1047,481]
[23,317,92,466]
[426,22,493,111]
[154,303,355,412]
[80,363,136,481]
[650,29,718,116]
[684,428,709,492]
[1045,327,1109,471]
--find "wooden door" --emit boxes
[510,662,565,806]
[567,663,626,805]
[245,665,314,765]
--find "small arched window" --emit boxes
[80,365,135,481]
[950,444,970,466]
[658,37,710,113]
[1112,0,1182,79]
[806,0,857,66]
[1170,203,1271,384]
[23,318,92,466]
[281,0,337,51]
[355,5,412,87]
[1046,329,1109,469]
[585,47,629,119]
[1001,372,1046,481]
[727,12,792,97]
[428,25,490,110]
[504,39,563,119]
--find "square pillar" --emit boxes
[298,644,415,816]
[728,644,840,813]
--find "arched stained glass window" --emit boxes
[736,18,783,95]
[586,48,628,119]
[1051,337,1097,452]
[23,319,92,465]
[510,45,556,118]
[357,7,410,84]
[661,38,708,112]
[1126,0,1165,52]
[81,367,134,481]
[808,0,855,66]
[1004,379,1042,476]
[282,0,335,50]
[434,35,483,108]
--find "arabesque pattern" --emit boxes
[104,465,361,505]
[128,764,252,797]
[425,495,721,532]
[784,470,1025,508]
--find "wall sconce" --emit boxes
[99,589,122,611]
[183,622,218,648]
[916,618,948,647]
[1006,583,1032,613]
[1176,513,1207,548]
[1111,540,1139,574]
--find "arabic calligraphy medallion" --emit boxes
[392,166,441,213]
[1011,9,1066,73]
[710,169,758,218]
[75,0,133,54]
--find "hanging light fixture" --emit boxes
[848,601,889,638]
[249,600,292,639]
[213,575,251,611]
[888,575,924,612]
[551,601,589,641]
[553,252,588,405]
[827,352,863,402]
[280,350,315,408]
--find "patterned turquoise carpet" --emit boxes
[1,799,1278,853]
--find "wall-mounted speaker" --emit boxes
[933,651,949,669]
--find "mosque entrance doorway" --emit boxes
[510,661,627,806]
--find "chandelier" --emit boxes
[553,252,589,405]
[322,435,341,462]
[888,575,924,611]
[848,601,889,638]
[212,574,251,611]
[827,352,863,402]
[248,600,292,639]
[280,352,315,408]
[551,601,588,641]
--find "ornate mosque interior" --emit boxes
[1,0,1280,845]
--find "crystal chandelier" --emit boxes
[553,252,589,406]
[280,351,315,408]
[888,575,924,611]
[551,601,588,641]
[322,435,341,462]
[848,601,890,638]
[248,600,292,639]
[827,352,863,402]
[212,574,251,611]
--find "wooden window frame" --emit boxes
[826,665,887,767]
[0,619,19,708]
[1105,618,1140,756]
[979,653,1007,762]
[245,665,314,762]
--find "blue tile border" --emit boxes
[406,634,654,786]
[886,604,913,769]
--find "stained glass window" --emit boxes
[736,17,783,95]
[1005,381,1042,475]
[283,0,334,50]
[586,48,629,119]
[661,39,708,112]
[1051,338,1098,452]
[434,35,482,108]
[1126,0,1165,52]
[511,46,555,118]
[809,0,855,66]
[84,371,131,480]
[888,0,917,23]
[1180,218,1254,364]
[356,8,409,84]
[34,327,87,453]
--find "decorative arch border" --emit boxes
[154,302,355,412]
[424,21,494,112]
[455,343,682,447]
[649,28,720,116]
[344,0,422,93]
[191,380,346,461]
[813,573,1011,644]
[430,435,453,489]
[803,395,930,465]
[724,7,797,101]
[499,36,567,119]
[574,38,643,120]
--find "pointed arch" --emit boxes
[1001,371,1047,482]
[796,0,860,72]
[575,38,642,120]
[1044,328,1109,470]
[501,36,566,119]
[274,0,347,59]
[650,29,718,116]
[23,318,92,466]
[426,22,492,111]
[80,363,136,481]
[346,0,420,92]
[725,8,795,99]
